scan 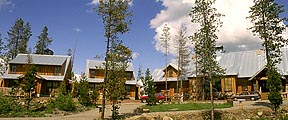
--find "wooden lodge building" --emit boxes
[85,60,138,100]
[0,48,287,100]
[151,48,288,99]
[0,54,72,97]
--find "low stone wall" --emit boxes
[126,107,288,120]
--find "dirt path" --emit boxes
[0,102,145,120]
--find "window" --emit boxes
[7,80,17,87]
[11,65,16,74]
[90,70,95,78]
[54,67,60,76]
[242,80,248,91]
[224,78,232,92]
[126,72,132,80]
[168,70,173,77]
[46,81,59,93]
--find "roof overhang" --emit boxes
[248,66,266,81]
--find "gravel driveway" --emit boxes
[0,101,145,120]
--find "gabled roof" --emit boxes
[162,63,179,71]
[153,48,288,81]
[9,54,70,66]
[86,60,134,71]
[86,60,135,84]
[152,68,188,82]
[218,49,266,78]
[3,54,71,81]
[277,48,288,75]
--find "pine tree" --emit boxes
[6,18,32,59]
[78,73,91,106]
[190,0,224,119]
[144,68,157,106]
[248,0,288,112]
[0,33,6,75]
[97,0,132,118]
[67,49,72,56]
[35,26,53,55]
[22,54,37,109]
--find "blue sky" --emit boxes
[0,0,287,75]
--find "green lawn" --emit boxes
[142,102,232,112]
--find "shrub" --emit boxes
[78,74,91,106]
[0,94,12,114]
[54,94,76,111]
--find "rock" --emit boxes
[163,116,173,120]
[257,111,263,116]
[143,109,150,113]
[21,101,25,106]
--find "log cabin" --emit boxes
[0,54,72,97]
[152,48,288,100]
[151,63,190,99]
[85,60,137,100]
[218,48,288,99]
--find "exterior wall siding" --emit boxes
[9,64,64,76]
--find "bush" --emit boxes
[268,91,283,111]
[0,94,12,114]
[78,74,91,106]
[54,94,76,111]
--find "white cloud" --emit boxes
[73,27,81,32]
[132,52,140,60]
[0,0,13,10]
[150,0,288,55]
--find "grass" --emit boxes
[142,102,233,112]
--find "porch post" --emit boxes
[36,79,42,97]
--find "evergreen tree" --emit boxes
[0,34,6,75]
[248,0,288,112]
[106,42,132,119]
[6,18,32,59]
[78,73,91,106]
[160,24,170,101]
[67,48,72,56]
[190,0,224,119]
[97,0,132,118]
[35,26,53,55]
[144,68,157,106]
[22,54,37,109]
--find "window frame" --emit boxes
[11,65,17,74]
[90,70,95,78]
[224,78,232,92]
[54,66,60,76]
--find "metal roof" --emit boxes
[87,78,136,85]
[9,54,70,66]
[152,69,164,82]
[2,54,71,81]
[218,50,266,78]
[277,48,288,75]
[152,48,288,81]
[86,60,134,72]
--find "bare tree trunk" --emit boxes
[210,79,214,120]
